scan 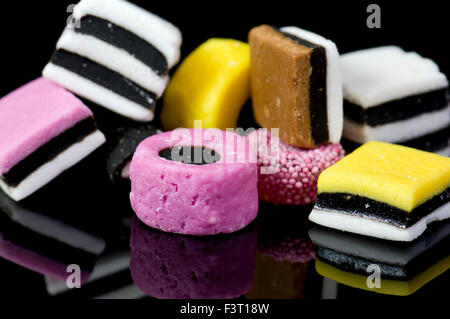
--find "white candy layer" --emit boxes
[0,130,105,202]
[341,46,448,108]
[309,201,450,242]
[281,26,343,144]
[43,63,154,122]
[73,0,182,68]
[57,29,169,97]
[120,161,131,180]
[343,105,450,144]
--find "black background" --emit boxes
[0,0,448,300]
[0,0,449,96]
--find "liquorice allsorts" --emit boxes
[43,0,182,122]
[0,78,105,201]
[309,141,450,242]
[341,46,450,155]
[249,25,343,149]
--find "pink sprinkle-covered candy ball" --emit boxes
[249,129,345,206]
[130,129,258,236]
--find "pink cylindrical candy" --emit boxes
[130,129,258,236]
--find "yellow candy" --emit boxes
[318,141,450,212]
[161,38,250,130]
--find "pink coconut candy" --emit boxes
[249,129,345,206]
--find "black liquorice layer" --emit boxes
[0,210,97,270]
[342,126,450,153]
[316,235,449,281]
[316,188,450,228]
[2,117,97,187]
[51,50,157,110]
[106,124,160,183]
[278,29,329,145]
[77,15,168,76]
[345,89,448,126]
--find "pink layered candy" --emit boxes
[129,129,259,236]
[0,77,93,175]
[249,129,345,206]
[0,77,105,201]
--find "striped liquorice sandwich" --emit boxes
[43,0,182,122]
[341,46,449,155]
[0,77,105,201]
[309,141,450,242]
[249,25,343,149]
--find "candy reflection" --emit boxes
[310,221,450,296]
[246,206,316,299]
[0,190,105,283]
[130,217,257,299]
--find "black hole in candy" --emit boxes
[159,146,221,165]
